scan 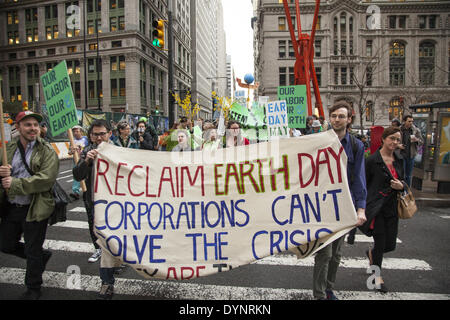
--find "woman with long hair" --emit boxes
[360,126,406,293]
[225,120,249,147]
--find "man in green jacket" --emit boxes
[0,111,59,300]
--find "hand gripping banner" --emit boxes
[93,130,357,280]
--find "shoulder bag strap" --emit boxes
[16,142,35,176]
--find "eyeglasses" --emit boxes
[92,132,108,137]
[330,114,348,119]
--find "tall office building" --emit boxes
[252,0,450,127]
[0,0,192,119]
[190,0,227,119]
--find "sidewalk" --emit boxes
[412,178,450,208]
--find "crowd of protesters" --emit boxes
[0,106,423,300]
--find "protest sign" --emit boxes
[93,130,357,280]
[40,60,78,137]
[278,85,308,129]
[266,100,289,139]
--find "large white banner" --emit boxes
[93,130,357,280]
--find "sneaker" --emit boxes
[19,289,41,300]
[97,284,114,300]
[88,249,101,263]
[325,289,339,300]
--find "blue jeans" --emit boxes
[404,157,415,187]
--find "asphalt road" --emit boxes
[0,159,449,303]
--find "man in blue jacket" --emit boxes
[312,101,367,300]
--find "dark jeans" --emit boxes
[83,197,99,250]
[370,213,399,271]
[100,268,115,285]
[0,204,49,290]
[404,157,415,187]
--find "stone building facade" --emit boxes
[252,0,450,128]
[0,0,192,118]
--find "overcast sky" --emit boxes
[222,0,254,83]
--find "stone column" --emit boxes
[102,55,111,112]
[125,53,140,114]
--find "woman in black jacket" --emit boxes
[360,126,406,293]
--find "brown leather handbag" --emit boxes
[397,185,418,219]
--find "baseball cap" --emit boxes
[16,111,43,124]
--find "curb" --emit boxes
[416,198,450,208]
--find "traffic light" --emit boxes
[22,101,29,111]
[155,106,159,114]
[152,19,165,49]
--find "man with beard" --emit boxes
[0,111,58,300]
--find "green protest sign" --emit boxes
[278,85,307,128]
[40,60,78,136]
[229,102,249,124]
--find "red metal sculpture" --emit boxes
[282,0,324,118]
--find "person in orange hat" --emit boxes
[0,111,59,300]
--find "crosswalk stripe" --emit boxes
[38,239,431,271]
[344,234,402,244]
[57,175,73,181]
[69,207,86,213]
[255,255,432,271]
[0,267,447,300]
[439,215,450,219]
[52,220,89,229]
[59,169,73,175]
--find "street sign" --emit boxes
[40,60,78,137]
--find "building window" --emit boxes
[365,101,374,122]
[111,79,118,97]
[419,41,435,86]
[389,97,404,121]
[119,78,126,96]
[341,67,347,85]
[366,40,373,57]
[278,17,286,31]
[315,67,321,87]
[279,67,286,86]
[68,46,77,53]
[289,67,295,85]
[314,40,321,57]
[278,40,286,58]
[389,41,405,86]
[288,41,295,58]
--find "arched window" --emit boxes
[389,41,405,86]
[389,96,404,121]
[419,41,435,85]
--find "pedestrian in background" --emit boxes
[225,120,249,147]
[68,125,88,200]
[131,120,154,150]
[360,126,406,293]
[312,101,367,300]
[309,120,322,134]
[399,115,423,186]
[113,121,139,149]
[172,129,192,152]
[0,111,58,300]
